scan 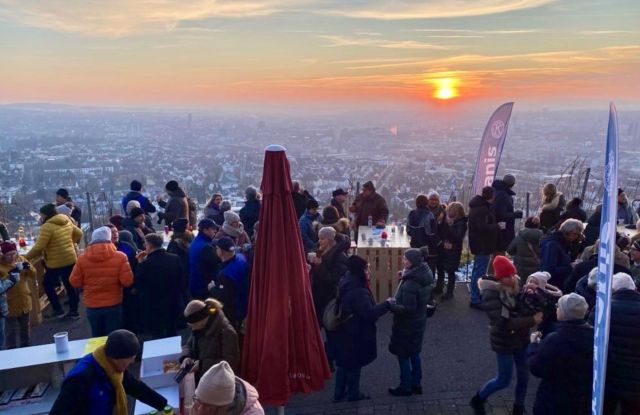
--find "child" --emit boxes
[520,271,562,337]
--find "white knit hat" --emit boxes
[224,210,241,225]
[612,273,636,293]
[56,204,73,217]
[557,293,588,321]
[526,272,551,289]
[91,226,112,243]
[195,361,236,406]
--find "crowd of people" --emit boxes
[1,175,640,414]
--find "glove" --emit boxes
[514,210,524,219]
[9,272,20,284]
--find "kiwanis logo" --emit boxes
[491,120,505,139]
[604,150,614,191]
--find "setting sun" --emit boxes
[433,78,458,100]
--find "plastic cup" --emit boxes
[54,332,69,354]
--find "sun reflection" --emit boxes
[433,78,458,100]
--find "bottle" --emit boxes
[163,406,174,415]
[367,215,373,228]
[18,226,26,248]
[148,410,158,415]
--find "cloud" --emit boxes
[322,0,556,20]
[0,0,557,37]
[318,35,449,50]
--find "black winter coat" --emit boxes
[528,320,594,415]
[407,208,439,254]
[239,199,261,238]
[564,254,630,294]
[310,236,349,323]
[389,263,433,357]
[582,211,601,248]
[605,289,640,400]
[468,196,500,256]
[539,231,572,288]
[575,276,596,311]
[507,228,542,279]
[478,277,535,353]
[492,180,517,252]
[135,249,183,335]
[442,217,467,271]
[333,271,389,369]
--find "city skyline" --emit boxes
[1,0,639,110]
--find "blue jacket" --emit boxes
[188,233,219,297]
[121,191,156,215]
[212,253,249,329]
[332,271,389,369]
[299,210,321,252]
[528,320,594,415]
[539,231,572,288]
[239,200,261,238]
[606,289,640,400]
[50,353,166,415]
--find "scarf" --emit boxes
[93,346,128,415]
[223,222,244,238]
[541,192,562,211]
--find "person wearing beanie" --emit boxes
[388,248,434,396]
[189,220,222,299]
[299,199,322,253]
[471,255,542,415]
[540,219,584,288]
[0,241,36,349]
[56,203,73,219]
[240,186,261,239]
[180,299,240,381]
[521,271,562,338]
[332,255,393,402]
[121,179,156,216]
[216,210,252,253]
[528,293,593,415]
[319,206,351,239]
[25,203,83,319]
[55,188,82,225]
[491,175,523,260]
[157,180,189,227]
[597,272,640,413]
[349,180,389,229]
[467,186,500,309]
[50,329,168,415]
[193,361,264,415]
[211,236,250,339]
[122,206,153,250]
[330,188,348,219]
[70,226,134,337]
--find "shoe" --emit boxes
[412,385,423,395]
[512,404,526,415]
[64,311,81,320]
[347,394,370,402]
[469,302,484,311]
[388,387,412,396]
[470,393,486,415]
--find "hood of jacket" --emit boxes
[469,195,490,210]
[46,213,73,227]
[84,241,118,262]
[168,188,186,198]
[519,228,543,243]
[492,179,515,196]
[402,263,433,287]
[339,271,366,292]
[478,276,501,292]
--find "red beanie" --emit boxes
[0,241,17,254]
[493,255,516,280]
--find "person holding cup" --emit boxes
[0,241,36,349]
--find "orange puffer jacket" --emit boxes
[70,242,134,308]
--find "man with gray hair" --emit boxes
[599,272,640,414]
[540,219,583,288]
[528,293,593,415]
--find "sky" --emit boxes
[0,0,639,110]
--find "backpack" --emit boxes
[322,293,352,331]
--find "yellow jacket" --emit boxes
[25,214,83,269]
[0,255,37,317]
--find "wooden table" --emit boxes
[355,226,411,302]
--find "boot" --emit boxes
[469,393,486,415]
[512,404,525,415]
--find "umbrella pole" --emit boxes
[277,406,285,415]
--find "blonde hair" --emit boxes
[541,183,557,204]
[446,202,465,219]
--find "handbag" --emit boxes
[322,294,352,331]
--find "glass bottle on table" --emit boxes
[368,215,373,228]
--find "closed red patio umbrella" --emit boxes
[242,144,330,405]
